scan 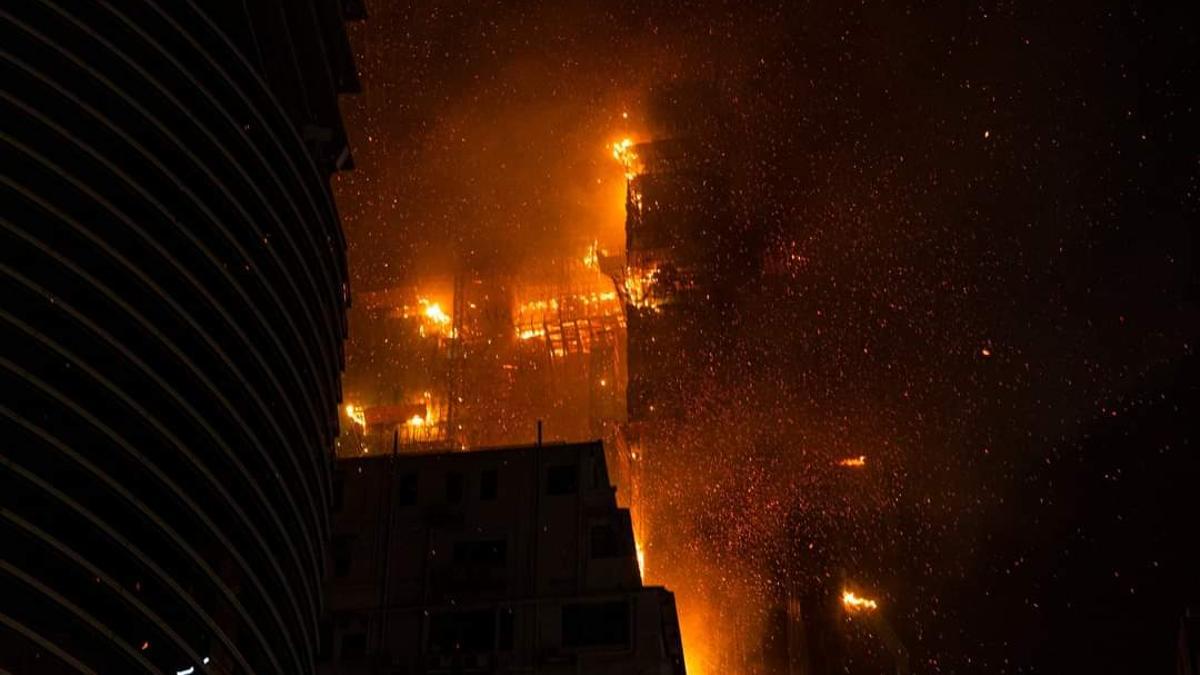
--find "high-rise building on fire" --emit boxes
[2,3,360,673]
[320,440,686,674]
[616,84,756,424]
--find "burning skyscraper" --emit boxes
[615,84,754,425]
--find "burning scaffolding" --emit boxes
[340,244,627,455]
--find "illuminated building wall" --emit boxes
[1,3,359,673]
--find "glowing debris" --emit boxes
[842,590,879,613]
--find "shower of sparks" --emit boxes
[334,4,1198,673]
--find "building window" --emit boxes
[453,539,507,566]
[480,469,498,501]
[340,630,367,659]
[332,469,346,512]
[562,601,630,649]
[589,524,628,559]
[397,472,417,506]
[332,535,355,578]
[498,607,515,651]
[546,464,577,495]
[446,471,463,504]
[428,610,495,653]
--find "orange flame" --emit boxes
[624,265,661,310]
[610,137,639,180]
[583,240,602,269]
[841,589,879,613]
[344,403,366,431]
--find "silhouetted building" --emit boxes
[2,3,358,673]
[616,84,754,424]
[321,441,686,674]
[1182,608,1200,675]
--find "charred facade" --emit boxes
[2,3,358,673]
[618,85,755,424]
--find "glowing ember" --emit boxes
[841,590,879,613]
[407,414,426,428]
[838,455,867,467]
[517,327,546,341]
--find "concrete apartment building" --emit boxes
[320,440,686,674]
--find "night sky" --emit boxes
[334,2,1197,672]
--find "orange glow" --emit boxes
[407,414,425,427]
[420,298,450,326]
[841,589,879,613]
[623,265,662,310]
[838,455,867,467]
[344,404,366,431]
[583,239,602,269]
[610,137,640,180]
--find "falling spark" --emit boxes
[842,590,879,613]
[838,455,867,467]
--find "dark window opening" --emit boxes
[589,524,628,559]
[480,469,498,501]
[428,610,495,653]
[498,607,514,651]
[332,535,355,578]
[546,464,577,495]
[332,469,346,512]
[562,601,630,649]
[318,618,334,660]
[340,630,367,659]
[397,472,418,506]
[453,539,507,566]
[446,471,463,504]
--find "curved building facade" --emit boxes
[1,2,360,673]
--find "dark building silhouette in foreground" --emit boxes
[2,3,359,673]
[321,441,686,674]
[1181,608,1200,675]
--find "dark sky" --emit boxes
[335,2,1198,672]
